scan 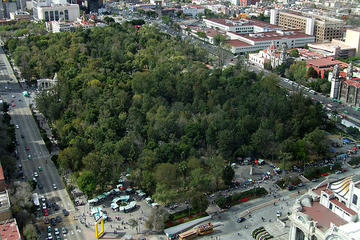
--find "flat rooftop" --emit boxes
[302,201,348,231]
[0,191,10,212]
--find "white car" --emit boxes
[33,172,38,178]
[15,125,19,129]
[277,210,282,217]
[52,184,57,190]
[47,233,53,240]
[42,203,47,210]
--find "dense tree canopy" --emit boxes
[7,23,329,202]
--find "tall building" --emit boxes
[270,9,344,43]
[83,0,103,13]
[289,175,360,240]
[0,1,17,19]
[32,0,80,21]
[345,29,360,56]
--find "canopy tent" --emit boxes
[23,91,29,96]
[112,195,130,203]
[97,194,106,200]
[151,203,159,208]
[88,198,98,205]
[91,207,102,215]
[111,202,119,210]
[119,201,137,212]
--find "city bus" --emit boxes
[178,229,198,240]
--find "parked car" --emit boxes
[288,185,297,191]
[63,209,69,216]
[237,217,246,223]
[56,216,62,223]
[50,218,56,226]
[277,210,282,217]
[61,227,67,234]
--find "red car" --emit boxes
[342,169,347,173]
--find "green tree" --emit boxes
[77,171,96,197]
[145,207,169,232]
[191,194,209,212]
[23,224,37,240]
[289,49,299,58]
[154,163,178,187]
[222,165,235,186]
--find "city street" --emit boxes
[0,46,86,240]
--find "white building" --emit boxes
[248,42,288,69]
[182,5,205,17]
[203,18,283,34]
[33,0,80,22]
[289,175,360,240]
[226,30,315,54]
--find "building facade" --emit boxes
[203,18,283,34]
[248,42,288,69]
[33,0,79,21]
[289,175,360,240]
[270,9,344,43]
[226,30,315,54]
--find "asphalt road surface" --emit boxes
[0,46,85,240]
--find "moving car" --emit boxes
[52,184,57,190]
[15,124,19,129]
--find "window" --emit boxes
[44,11,49,21]
[55,10,59,21]
[353,194,358,205]
[329,203,333,210]
[50,11,54,21]
[323,194,328,198]
[64,10,69,20]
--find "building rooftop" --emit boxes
[231,30,313,42]
[0,191,10,212]
[330,198,357,216]
[344,80,360,88]
[204,18,279,29]
[226,39,251,47]
[0,165,4,182]
[0,219,21,240]
[302,201,348,231]
[306,57,348,69]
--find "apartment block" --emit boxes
[270,9,344,43]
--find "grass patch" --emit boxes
[215,187,267,209]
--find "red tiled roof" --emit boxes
[344,80,360,88]
[0,219,20,240]
[306,57,348,68]
[302,201,348,230]
[0,165,4,181]
[330,199,357,215]
[226,40,251,47]
[323,189,333,195]
[312,184,327,196]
